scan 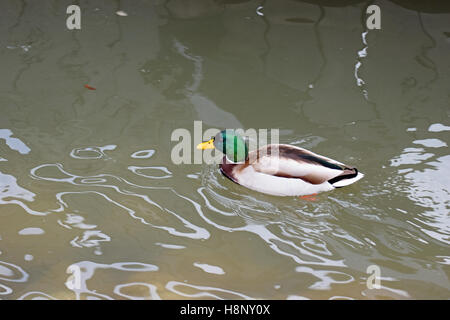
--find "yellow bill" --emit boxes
[197,138,215,150]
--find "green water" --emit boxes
[0,0,449,299]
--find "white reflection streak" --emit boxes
[242,224,345,267]
[354,30,369,100]
[435,256,450,265]
[0,260,29,282]
[58,213,97,230]
[428,123,450,132]
[0,129,31,154]
[164,209,210,240]
[70,230,111,249]
[329,296,354,300]
[166,281,253,300]
[198,187,235,216]
[66,261,158,300]
[362,284,410,298]
[155,242,185,250]
[279,225,335,257]
[176,189,345,267]
[193,262,225,275]
[0,284,13,295]
[413,138,447,148]
[114,282,161,300]
[31,163,165,210]
[390,148,434,167]
[56,190,150,226]
[32,163,209,240]
[390,141,450,245]
[403,156,450,244]
[296,266,354,290]
[55,190,209,240]
[0,171,49,216]
[256,6,264,17]
[377,285,410,298]
[131,149,155,159]
[17,291,56,300]
[70,145,116,160]
[128,166,172,179]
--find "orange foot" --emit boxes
[299,193,318,201]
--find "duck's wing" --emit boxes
[249,144,359,185]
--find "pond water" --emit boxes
[0,0,449,299]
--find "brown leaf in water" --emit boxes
[84,84,96,90]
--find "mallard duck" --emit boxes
[197,130,364,196]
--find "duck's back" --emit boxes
[219,144,363,196]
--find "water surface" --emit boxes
[0,0,449,299]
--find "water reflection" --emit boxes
[0,171,47,216]
[403,155,450,245]
[17,291,56,300]
[166,281,254,300]
[114,282,161,300]
[0,260,29,283]
[0,0,449,300]
[65,261,159,300]
[70,145,117,160]
[390,127,450,246]
[0,129,31,155]
[193,262,226,275]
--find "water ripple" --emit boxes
[0,171,48,216]
[166,281,253,300]
[17,291,56,300]
[65,261,159,300]
[70,145,117,160]
[131,149,155,159]
[128,166,172,179]
[114,282,160,300]
[30,163,211,241]
[0,260,29,283]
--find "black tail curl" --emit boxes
[327,167,359,187]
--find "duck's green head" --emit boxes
[197,129,248,163]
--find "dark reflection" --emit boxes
[165,0,225,19]
[416,12,438,88]
[152,0,315,130]
[294,0,366,7]
[217,0,252,3]
[298,0,450,13]
[258,0,270,75]
[285,17,315,23]
[390,0,450,13]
